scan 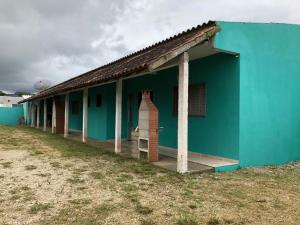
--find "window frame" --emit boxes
[173,83,207,117]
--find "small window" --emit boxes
[173,83,207,116]
[71,101,79,115]
[96,94,102,107]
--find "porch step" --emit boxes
[159,147,239,171]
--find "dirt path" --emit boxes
[0,126,299,225]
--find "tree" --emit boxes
[14,91,31,97]
[0,91,6,96]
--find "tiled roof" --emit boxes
[21,21,219,103]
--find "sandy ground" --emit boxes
[0,126,299,225]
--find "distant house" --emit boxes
[0,95,32,125]
[0,96,24,107]
[21,21,300,173]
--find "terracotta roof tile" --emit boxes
[22,21,219,102]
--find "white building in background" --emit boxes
[0,95,30,107]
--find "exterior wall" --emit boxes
[122,53,239,159]
[69,91,83,131]
[0,107,24,125]
[215,22,300,166]
[87,83,116,140]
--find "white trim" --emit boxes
[37,103,40,128]
[177,52,189,173]
[115,79,122,153]
[30,104,35,127]
[52,98,56,133]
[82,88,88,142]
[43,100,47,131]
[64,93,69,138]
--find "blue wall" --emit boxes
[87,83,116,140]
[0,107,24,125]
[122,53,239,159]
[69,91,83,131]
[66,54,239,160]
[215,22,300,166]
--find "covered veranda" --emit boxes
[22,22,239,173]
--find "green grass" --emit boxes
[30,149,44,155]
[1,162,12,168]
[135,203,153,215]
[69,198,92,206]
[50,161,61,168]
[67,176,85,184]
[206,217,221,225]
[89,171,104,179]
[177,215,198,225]
[0,126,299,225]
[140,218,156,225]
[94,203,115,215]
[25,165,37,170]
[30,202,52,214]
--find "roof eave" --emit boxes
[148,26,220,71]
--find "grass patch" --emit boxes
[30,202,52,214]
[116,173,134,182]
[1,162,12,168]
[89,171,104,179]
[0,126,299,225]
[140,218,156,225]
[10,194,21,200]
[30,149,44,156]
[207,217,221,225]
[135,203,153,215]
[25,165,37,170]
[67,176,85,184]
[177,215,198,225]
[50,161,61,168]
[95,203,115,215]
[69,198,92,206]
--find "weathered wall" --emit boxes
[215,21,300,166]
[87,83,115,140]
[122,53,239,159]
[0,107,24,125]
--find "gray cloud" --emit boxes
[0,0,299,93]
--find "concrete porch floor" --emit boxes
[65,132,212,173]
[62,131,240,173]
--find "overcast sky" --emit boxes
[0,0,299,93]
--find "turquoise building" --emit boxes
[23,21,300,172]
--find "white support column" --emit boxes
[52,98,56,133]
[37,103,40,128]
[115,79,122,153]
[82,89,88,142]
[43,99,47,131]
[30,104,34,127]
[64,93,69,138]
[177,52,189,173]
[26,102,30,125]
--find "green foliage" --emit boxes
[207,217,221,225]
[177,215,198,225]
[30,202,52,214]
